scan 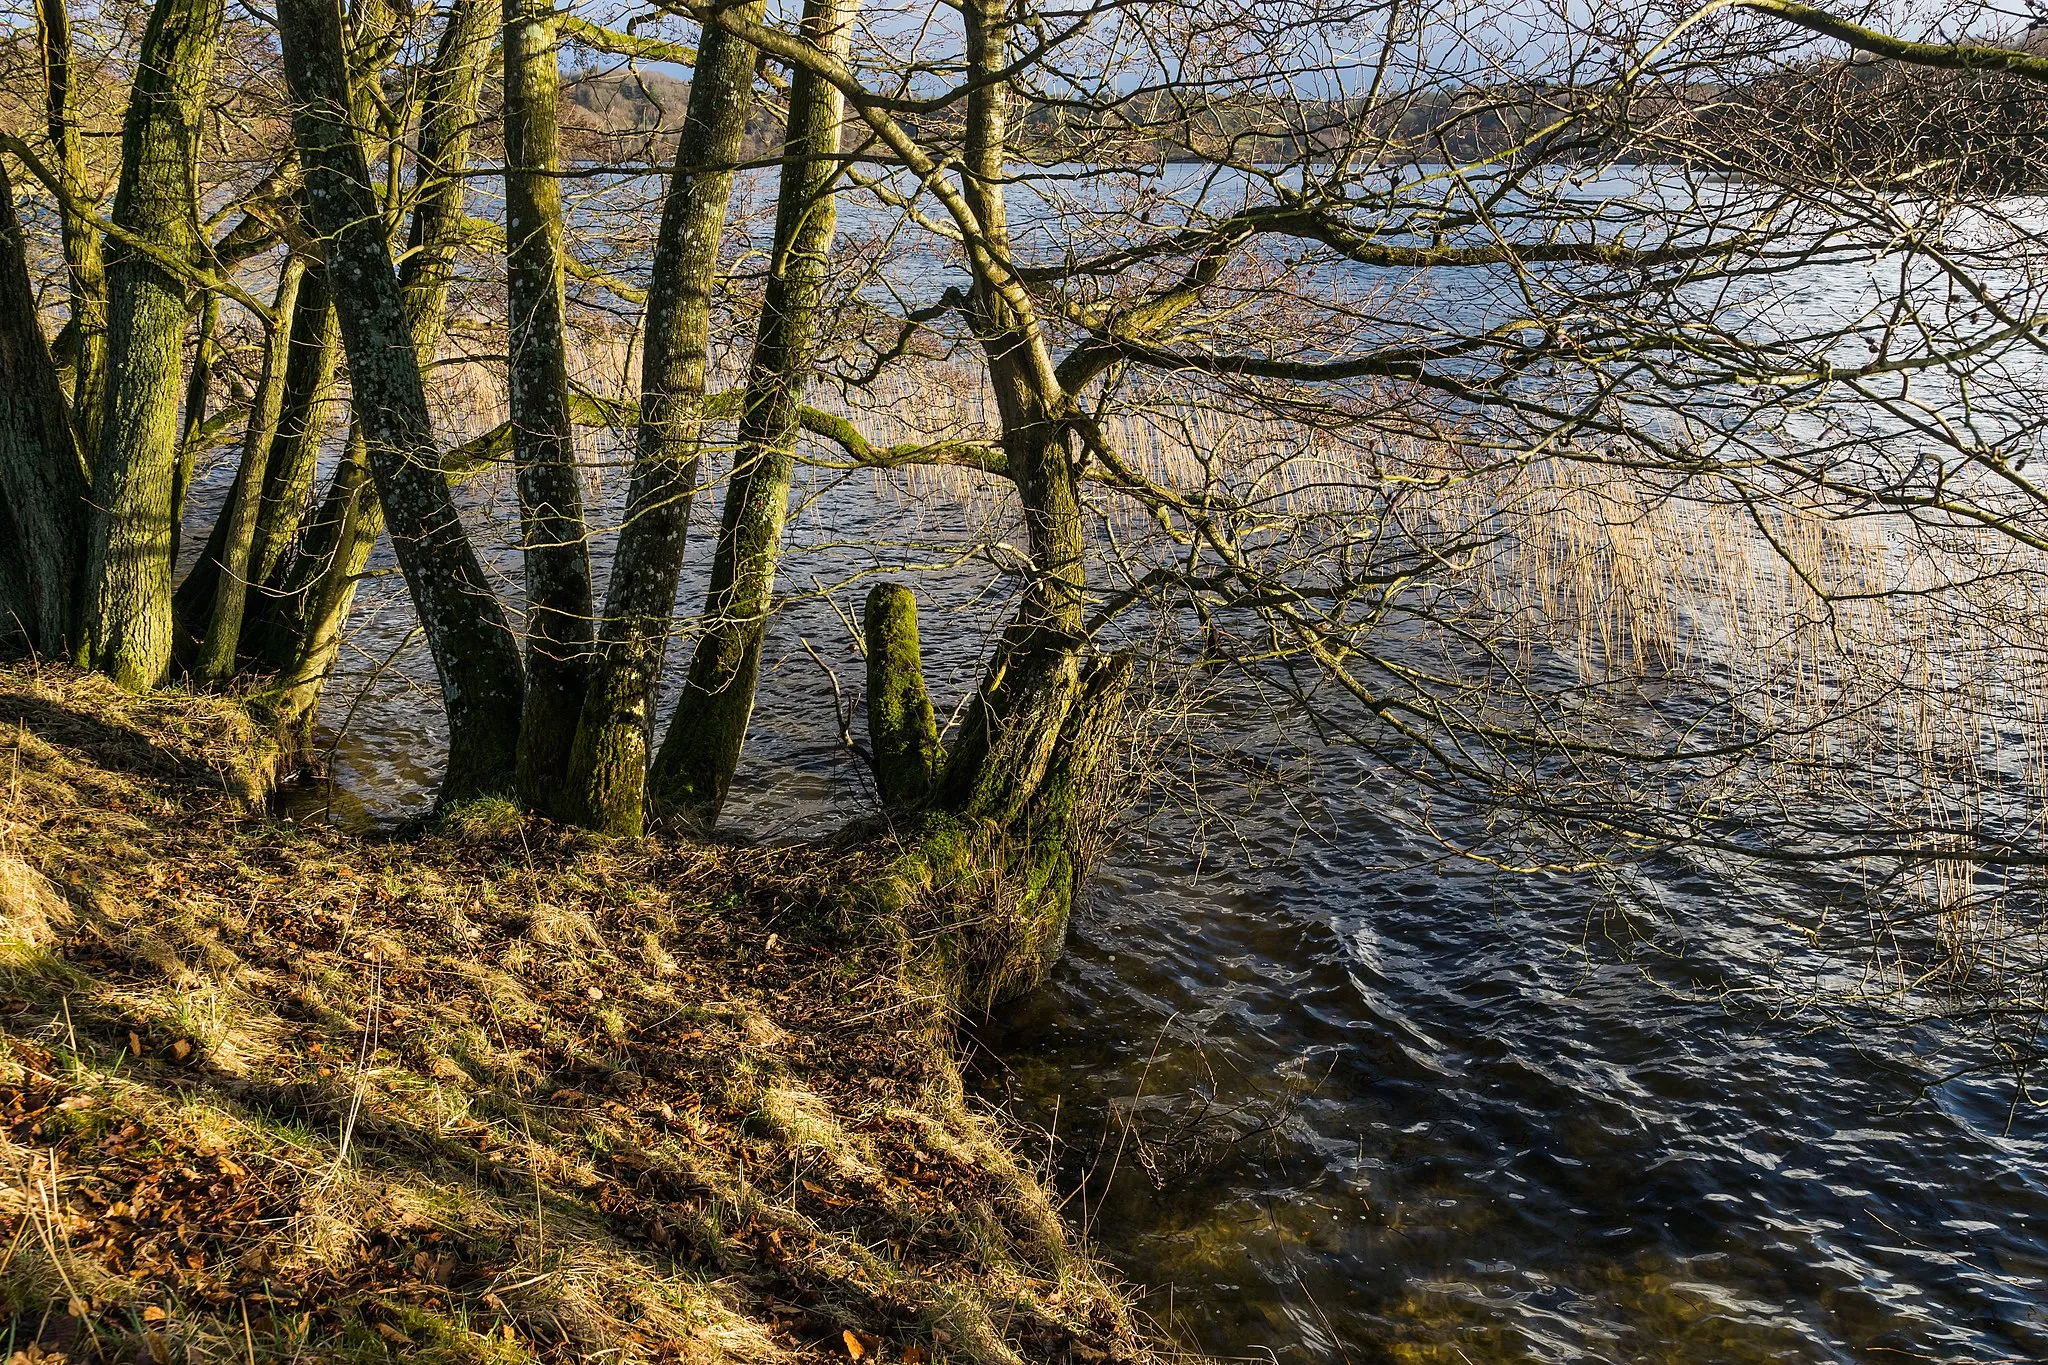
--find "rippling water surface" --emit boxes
[975,778,2048,1363]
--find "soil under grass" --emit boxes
[0,663,1169,1365]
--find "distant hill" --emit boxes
[553,45,2048,192]
[561,65,783,162]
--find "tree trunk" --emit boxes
[857,0,1111,1010]
[562,5,763,836]
[0,156,88,656]
[189,257,305,683]
[256,421,379,719]
[864,583,941,807]
[173,265,339,658]
[861,585,1131,1012]
[651,0,853,831]
[78,0,228,690]
[169,287,219,568]
[504,0,595,814]
[401,0,493,350]
[35,0,108,465]
[278,0,524,804]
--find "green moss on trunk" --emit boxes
[79,0,228,691]
[864,584,941,808]
[0,157,88,657]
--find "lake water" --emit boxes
[180,163,2048,1363]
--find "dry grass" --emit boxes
[0,664,1169,1365]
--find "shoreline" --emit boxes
[0,663,1170,1365]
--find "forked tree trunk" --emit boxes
[189,257,305,683]
[846,0,1115,1009]
[863,583,1130,1011]
[0,156,88,656]
[78,0,228,690]
[651,0,854,831]
[35,0,107,465]
[563,5,763,836]
[278,0,524,803]
[504,0,595,813]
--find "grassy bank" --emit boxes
[0,664,1166,1365]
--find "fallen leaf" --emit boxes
[375,1322,414,1346]
[127,1031,142,1057]
[67,1296,89,1318]
[903,1346,926,1365]
[171,1040,191,1061]
[141,1306,167,1323]
[842,1330,865,1359]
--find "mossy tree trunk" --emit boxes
[35,0,108,465]
[863,583,1130,1012]
[652,0,854,831]
[173,265,339,663]
[563,6,763,836]
[0,156,88,656]
[278,0,524,803]
[188,257,304,683]
[78,0,227,691]
[255,422,379,718]
[863,583,941,807]
[504,0,595,813]
[851,0,1118,1009]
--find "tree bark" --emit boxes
[864,583,941,807]
[173,265,339,659]
[652,0,853,831]
[0,155,88,656]
[562,5,763,836]
[255,421,379,719]
[169,287,220,568]
[401,0,494,350]
[189,257,305,683]
[859,585,1131,1012]
[78,0,228,690]
[504,0,595,814]
[278,0,524,803]
[35,0,108,464]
